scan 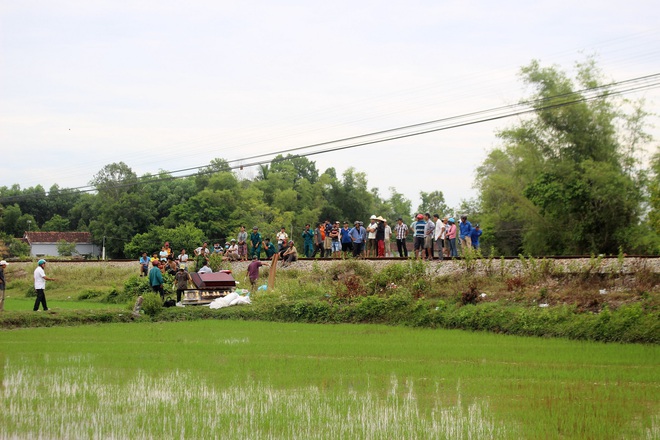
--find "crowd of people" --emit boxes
[140,215,483,277]
[297,214,482,260]
[139,215,482,303]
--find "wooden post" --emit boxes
[268,253,279,291]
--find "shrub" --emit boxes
[141,293,163,317]
[77,289,106,300]
[102,287,130,304]
[123,275,152,298]
[328,260,373,279]
[461,285,479,305]
[371,263,408,288]
[57,240,78,257]
[337,274,367,300]
[208,254,229,272]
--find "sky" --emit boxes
[1,1,659,213]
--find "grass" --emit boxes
[2,297,124,311]
[1,260,658,343]
[1,320,658,439]
[2,261,137,300]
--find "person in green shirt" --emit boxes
[148,260,164,301]
[250,226,263,260]
[263,238,277,259]
[302,224,314,257]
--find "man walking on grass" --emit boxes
[34,259,56,311]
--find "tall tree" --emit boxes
[88,162,155,257]
[649,148,660,238]
[477,58,653,255]
[417,190,449,217]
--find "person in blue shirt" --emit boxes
[340,221,353,258]
[349,221,365,257]
[470,224,482,250]
[410,214,426,259]
[459,215,473,254]
[139,252,150,277]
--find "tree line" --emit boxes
[1,59,659,257]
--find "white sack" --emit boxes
[209,292,239,309]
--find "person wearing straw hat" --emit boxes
[33,259,56,311]
[0,260,7,312]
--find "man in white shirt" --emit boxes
[197,261,213,274]
[276,227,289,252]
[33,259,56,311]
[366,215,378,257]
[433,214,446,260]
[224,239,239,261]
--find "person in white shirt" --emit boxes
[433,214,446,260]
[33,259,56,311]
[177,249,189,263]
[224,239,240,261]
[366,215,378,257]
[197,261,213,274]
[276,227,289,252]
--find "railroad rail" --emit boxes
[10,255,660,263]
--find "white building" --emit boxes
[23,232,99,258]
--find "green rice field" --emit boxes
[1,320,658,439]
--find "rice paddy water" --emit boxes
[1,320,658,439]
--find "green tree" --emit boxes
[195,158,232,191]
[56,240,77,256]
[477,58,653,255]
[0,204,23,237]
[417,190,449,217]
[269,154,319,184]
[46,185,82,221]
[88,162,156,258]
[42,214,70,232]
[372,187,412,225]
[124,223,206,258]
[648,148,660,238]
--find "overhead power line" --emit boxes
[1,72,659,204]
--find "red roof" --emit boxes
[24,231,92,244]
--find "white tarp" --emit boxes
[208,292,251,309]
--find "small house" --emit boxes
[23,231,99,258]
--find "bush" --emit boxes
[77,289,106,300]
[102,287,128,304]
[57,240,78,257]
[141,293,163,317]
[123,275,153,298]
